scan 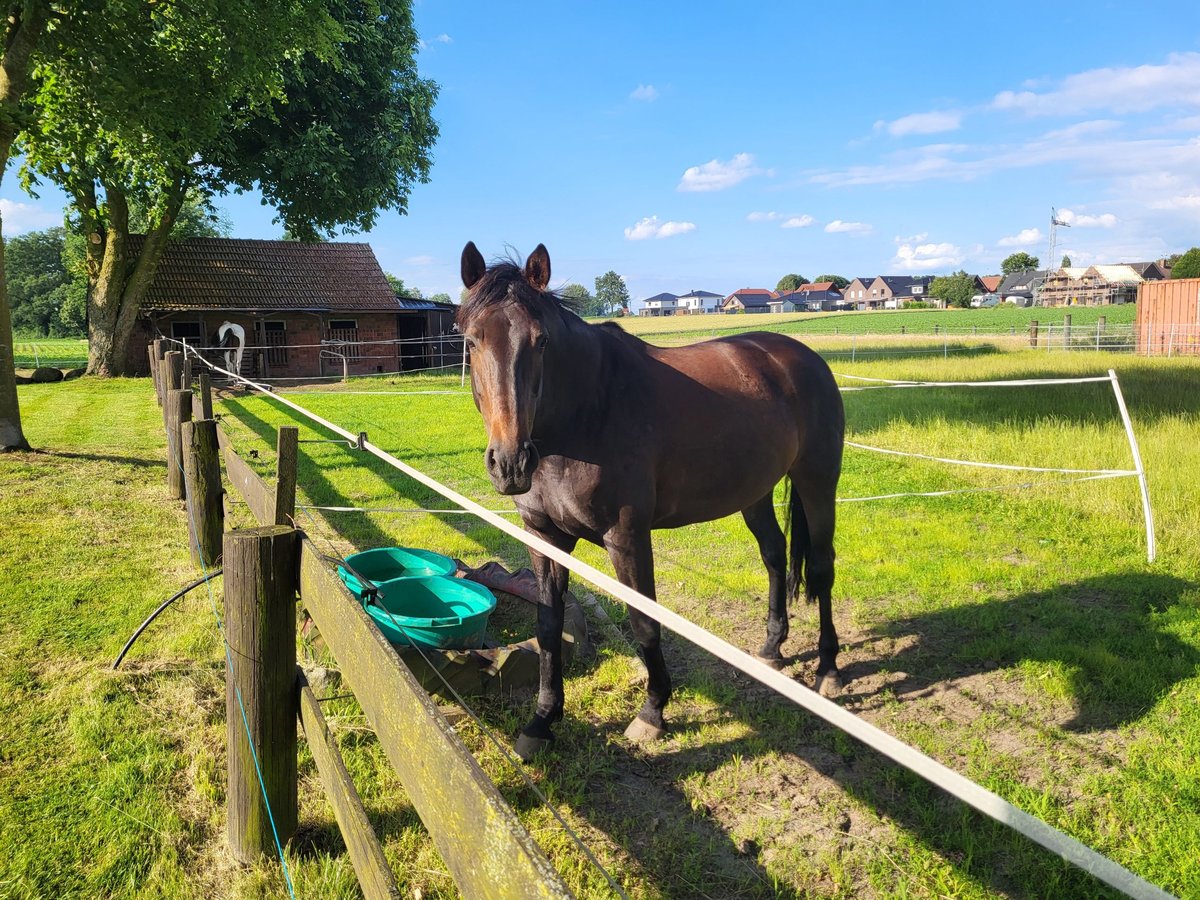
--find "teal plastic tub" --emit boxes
[363,575,497,649]
[337,546,455,598]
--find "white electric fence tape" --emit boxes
[180,343,1172,899]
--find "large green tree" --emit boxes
[560,282,599,316]
[928,270,978,309]
[20,0,437,376]
[1001,251,1040,275]
[594,270,630,316]
[1170,247,1200,279]
[776,273,808,292]
[0,1,54,450]
[7,226,71,336]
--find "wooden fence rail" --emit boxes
[160,348,573,898]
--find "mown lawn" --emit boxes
[4,343,1198,898]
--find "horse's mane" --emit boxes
[457,260,573,329]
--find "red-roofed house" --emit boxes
[125,237,458,379]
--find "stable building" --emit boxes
[125,237,458,379]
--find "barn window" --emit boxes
[171,322,202,343]
[263,320,288,367]
[329,319,360,359]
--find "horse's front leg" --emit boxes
[514,527,576,762]
[605,524,671,742]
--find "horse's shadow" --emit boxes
[516,570,1195,897]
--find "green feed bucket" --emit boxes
[363,575,497,649]
[337,546,456,598]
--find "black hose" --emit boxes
[112,569,223,670]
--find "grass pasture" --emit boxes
[11,335,89,369]
[3,341,1198,898]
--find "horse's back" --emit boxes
[635,331,842,526]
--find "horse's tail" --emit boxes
[784,477,811,603]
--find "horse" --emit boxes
[457,242,845,760]
[213,321,246,377]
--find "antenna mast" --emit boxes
[1049,207,1070,272]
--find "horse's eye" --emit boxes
[535,335,548,352]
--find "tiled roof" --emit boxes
[798,281,837,292]
[980,275,1003,292]
[130,236,404,313]
[678,289,723,298]
[643,292,679,304]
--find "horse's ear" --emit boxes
[461,242,487,289]
[525,244,551,292]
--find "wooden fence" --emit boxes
[149,341,574,899]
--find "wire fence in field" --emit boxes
[12,340,89,369]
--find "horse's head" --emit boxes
[458,242,566,495]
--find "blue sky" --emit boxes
[4,2,1199,310]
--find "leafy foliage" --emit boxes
[1001,251,1040,275]
[6,227,73,336]
[559,282,599,316]
[594,271,630,315]
[1061,255,1072,268]
[776,273,808,292]
[814,274,850,289]
[1170,247,1200,279]
[928,270,978,309]
[386,273,422,299]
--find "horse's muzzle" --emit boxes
[485,441,539,495]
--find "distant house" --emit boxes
[998,269,1049,304]
[842,277,874,309]
[722,288,774,313]
[640,292,680,317]
[1126,261,1171,281]
[979,275,1004,293]
[676,289,724,314]
[1041,265,1142,306]
[861,275,934,310]
[769,291,805,313]
[126,236,457,378]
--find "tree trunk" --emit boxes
[0,1,53,451]
[86,182,183,377]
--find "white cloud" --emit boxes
[404,255,436,266]
[824,219,872,234]
[435,33,452,43]
[1057,208,1118,228]
[876,110,962,136]
[992,52,1200,115]
[893,239,965,271]
[624,215,696,240]
[678,153,763,192]
[1151,194,1200,210]
[747,211,781,222]
[630,84,659,102]
[781,215,814,229]
[998,227,1043,247]
[0,199,61,234]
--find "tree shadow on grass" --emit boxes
[218,397,521,568]
[840,571,1200,732]
[843,360,1200,434]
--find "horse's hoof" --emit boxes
[815,671,844,697]
[757,652,786,671]
[624,715,667,743]
[514,731,553,762]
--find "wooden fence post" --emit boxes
[1063,313,1072,349]
[182,419,224,569]
[161,351,182,413]
[150,339,167,406]
[223,525,298,863]
[181,354,193,391]
[166,388,192,500]
[275,426,298,527]
[197,372,214,421]
[1029,320,1039,348]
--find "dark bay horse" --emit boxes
[458,243,845,759]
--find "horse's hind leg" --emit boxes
[742,491,789,666]
[792,473,841,695]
